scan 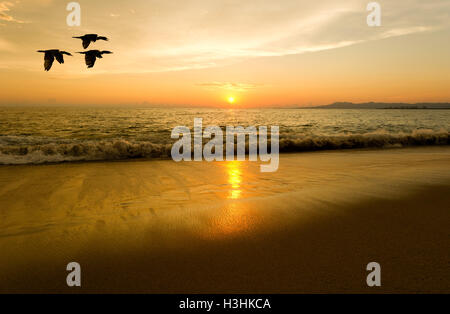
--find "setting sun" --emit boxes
[227,97,236,105]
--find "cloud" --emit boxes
[196,82,262,92]
[0,1,26,23]
[1,0,449,74]
[113,0,450,73]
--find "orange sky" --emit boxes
[0,0,449,107]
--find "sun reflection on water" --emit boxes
[227,161,242,199]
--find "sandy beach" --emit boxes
[0,147,449,293]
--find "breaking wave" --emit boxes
[278,129,449,152]
[0,129,448,165]
[0,140,173,165]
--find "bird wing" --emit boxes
[54,52,64,64]
[85,53,96,68]
[82,38,91,49]
[44,52,55,71]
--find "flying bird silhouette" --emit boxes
[77,50,113,68]
[37,49,72,71]
[73,34,109,49]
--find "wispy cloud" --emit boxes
[197,82,262,92]
[2,0,450,74]
[0,1,26,23]
[111,0,450,73]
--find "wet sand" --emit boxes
[0,147,449,293]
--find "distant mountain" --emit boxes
[303,102,450,109]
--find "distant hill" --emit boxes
[303,102,450,109]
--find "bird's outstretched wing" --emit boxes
[44,52,55,71]
[82,38,91,49]
[54,52,64,64]
[85,53,96,68]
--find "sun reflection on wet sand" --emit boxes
[201,161,255,239]
[227,161,242,200]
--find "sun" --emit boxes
[227,96,236,104]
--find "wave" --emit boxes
[0,141,173,165]
[0,129,448,165]
[278,129,449,152]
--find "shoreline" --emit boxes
[0,144,449,167]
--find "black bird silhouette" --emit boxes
[37,49,72,71]
[77,50,113,68]
[73,34,108,49]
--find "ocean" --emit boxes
[0,107,448,165]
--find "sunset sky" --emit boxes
[0,0,449,107]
